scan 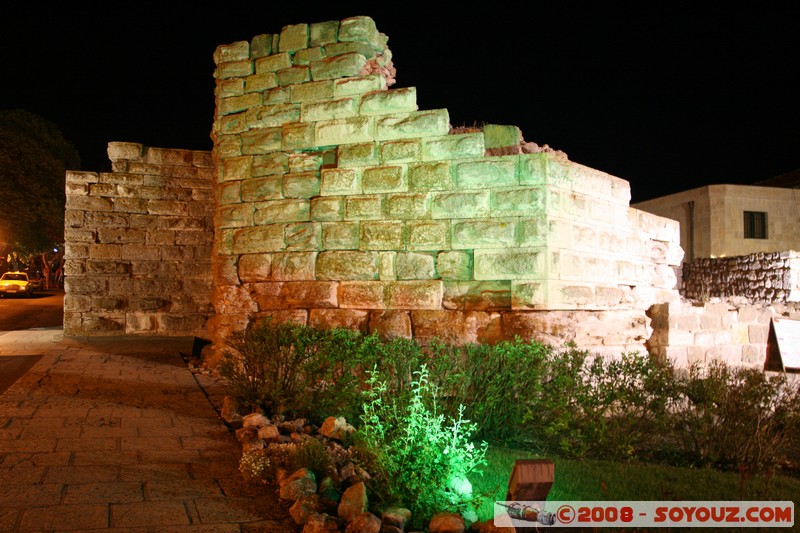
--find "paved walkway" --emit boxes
[0,327,296,532]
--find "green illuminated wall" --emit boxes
[209,16,683,355]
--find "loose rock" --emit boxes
[345,511,381,533]
[338,481,368,523]
[429,512,465,533]
[280,467,318,501]
[303,512,341,533]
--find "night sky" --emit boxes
[2,4,797,202]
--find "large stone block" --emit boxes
[406,221,449,251]
[284,222,322,251]
[253,153,289,177]
[337,142,379,167]
[219,92,262,116]
[320,168,360,196]
[455,158,517,189]
[310,53,368,81]
[368,310,412,338]
[436,251,472,281]
[271,252,317,281]
[360,87,417,115]
[384,193,429,220]
[311,197,345,221]
[395,252,436,280]
[255,53,292,73]
[345,195,382,220]
[283,172,321,198]
[254,199,310,224]
[421,133,484,161]
[490,188,544,216]
[452,219,516,249]
[360,221,404,250]
[338,16,387,52]
[316,251,379,280]
[333,75,385,97]
[315,116,373,146]
[290,80,335,103]
[309,309,369,332]
[375,109,449,141]
[310,20,339,47]
[214,41,249,64]
[431,191,490,219]
[482,124,522,149]
[381,139,421,163]
[409,161,452,191]
[339,281,385,309]
[279,23,309,52]
[301,97,358,122]
[410,310,502,344]
[241,128,282,154]
[282,122,316,150]
[216,204,254,228]
[387,280,442,309]
[252,281,338,309]
[474,248,546,280]
[246,103,300,129]
[233,225,286,254]
[362,165,406,193]
[322,222,359,249]
[250,33,273,58]
[443,280,512,310]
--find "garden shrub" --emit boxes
[221,320,800,477]
[671,362,800,472]
[354,365,488,528]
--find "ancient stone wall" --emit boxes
[648,299,800,368]
[681,251,800,304]
[63,142,214,336]
[207,16,683,358]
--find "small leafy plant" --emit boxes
[355,365,487,527]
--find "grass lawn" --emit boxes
[472,446,800,528]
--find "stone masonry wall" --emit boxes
[648,299,800,368]
[681,251,800,304]
[63,142,214,336]
[207,16,683,358]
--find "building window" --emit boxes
[743,211,768,239]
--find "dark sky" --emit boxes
[2,3,797,202]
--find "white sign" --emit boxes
[767,318,800,371]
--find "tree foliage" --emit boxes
[0,109,81,254]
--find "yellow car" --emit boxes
[0,271,36,297]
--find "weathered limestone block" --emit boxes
[316,116,374,147]
[411,310,502,344]
[279,23,309,52]
[491,188,544,216]
[437,251,472,280]
[384,193,428,219]
[322,222,359,249]
[309,309,369,332]
[431,191,490,219]
[282,121,316,150]
[339,16,387,52]
[301,97,358,122]
[338,142,379,167]
[232,225,285,254]
[321,168,360,196]
[316,251,379,280]
[395,252,435,280]
[241,128,282,153]
[271,252,317,281]
[360,221,403,250]
[241,176,282,202]
[443,281,512,310]
[375,109,449,141]
[421,133,484,161]
[310,20,339,46]
[339,281,386,309]
[310,196,345,222]
[386,280,442,309]
[285,222,322,251]
[107,142,143,161]
[310,53,368,81]
[474,248,546,280]
[334,75,385,97]
[368,310,411,338]
[381,139,420,163]
[254,199,310,224]
[345,195,382,220]
[452,219,515,249]
[360,87,417,115]
[252,281,338,309]
[362,165,405,193]
[406,221,449,251]
[455,158,517,189]
[255,53,292,73]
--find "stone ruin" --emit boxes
[63,16,686,363]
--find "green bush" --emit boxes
[671,362,800,472]
[354,365,487,528]
[220,320,800,477]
